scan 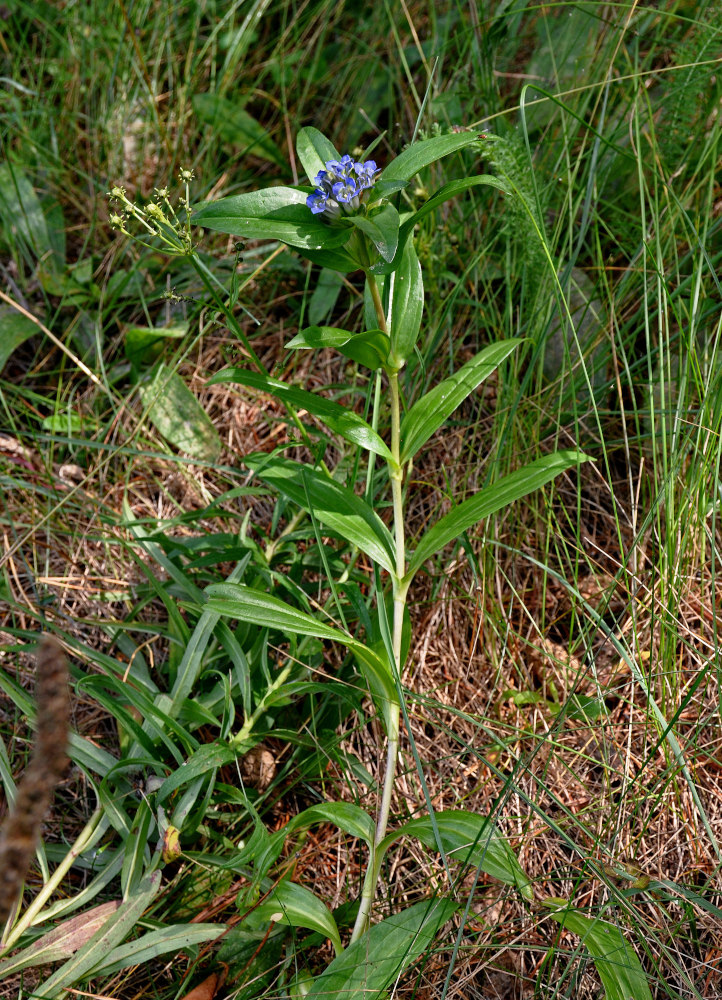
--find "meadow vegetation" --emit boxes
[0,2,721,998]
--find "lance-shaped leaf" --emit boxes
[244,454,396,573]
[205,583,398,727]
[91,924,224,977]
[193,187,351,250]
[543,902,653,1000]
[286,802,375,846]
[296,127,340,186]
[407,451,590,578]
[383,810,533,901]
[209,367,394,462]
[347,203,399,262]
[286,325,391,371]
[400,340,521,464]
[371,173,510,275]
[252,880,342,956]
[33,872,161,999]
[387,239,423,366]
[381,132,486,182]
[306,898,457,1000]
[0,902,121,976]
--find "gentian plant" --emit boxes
[104,126,652,1000]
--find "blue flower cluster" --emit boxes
[306,154,378,218]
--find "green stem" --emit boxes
[350,274,407,944]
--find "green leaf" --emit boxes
[296,127,340,185]
[286,802,375,846]
[124,323,186,372]
[348,203,399,262]
[91,923,224,977]
[400,340,521,463]
[543,902,653,1000]
[138,363,222,461]
[193,187,351,250]
[400,175,509,238]
[381,132,485,182]
[157,741,237,806]
[286,325,391,370]
[0,902,121,976]
[294,246,360,273]
[243,454,397,573]
[407,451,590,578]
[0,161,63,273]
[370,173,509,275]
[253,880,342,956]
[388,239,424,366]
[205,583,398,728]
[206,582,351,642]
[305,898,457,1000]
[0,308,37,371]
[309,267,344,325]
[33,871,161,999]
[193,93,286,167]
[208,368,394,462]
[387,810,533,901]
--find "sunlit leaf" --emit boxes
[244,454,396,573]
[407,451,590,578]
[252,879,342,955]
[388,239,423,366]
[208,368,394,462]
[286,325,391,370]
[400,340,521,463]
[381,132,485,182]
[385,810,533,901]
[193,188,351,250]
[305,898,457,1000]
[543,901,653,1000]
[296,127,340,185]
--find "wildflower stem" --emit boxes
[350,274,406,943]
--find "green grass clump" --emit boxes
[1,2,721,998]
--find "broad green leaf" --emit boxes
[0,902,121,976]
[309,267,344,325]
[348,203,399,263]
[370,174,508,275]
[400,340,521,463]
[407,451,590,578]
[206,582,353,642]
[305,898,457,1000]
[91,923,224,976]
[0,161,63,272]
[33,871,161,999]
[296,127,340,185]
[287,802,375,846]
[138,363,222,461]
[205,583,398,727]
[252,880,342,956]
[157,741,237,805]
[295,246,360,273]
[193,93,286,167]
[388,239,424,366]
[0,308,37,371]
[193,188,351,250]
[286,325,391,370]
[243,454,396,573]
[208,368,394,462]
[400,175,508,239]
[125,323,186,372]
[381,132,485,182]
[386,811,533,901]
[543,902,653,1000]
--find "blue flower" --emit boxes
[306,154,379,219]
